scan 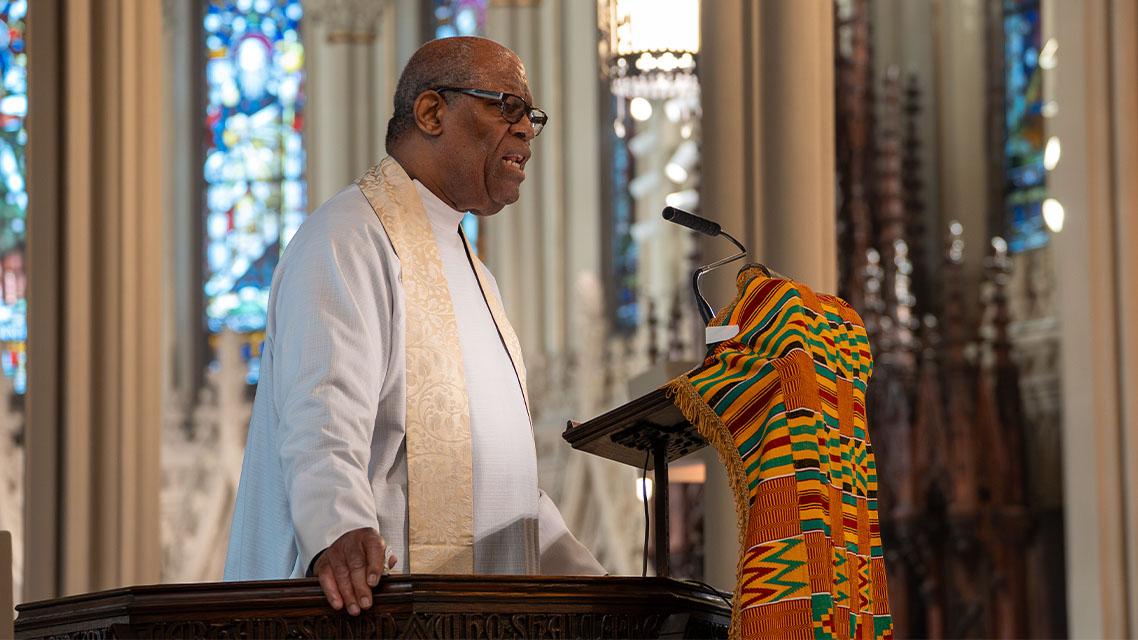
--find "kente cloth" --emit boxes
[665,266,892,640]
[225,157,603,580]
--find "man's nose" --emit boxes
[510,119,536,140]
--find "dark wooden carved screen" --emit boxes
[833,0,1064,637]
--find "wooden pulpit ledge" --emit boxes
[15,575,729,639]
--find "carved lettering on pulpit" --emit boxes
[137,612,667,640]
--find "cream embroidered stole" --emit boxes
[356,157,530,573]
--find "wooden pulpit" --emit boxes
[15,575,728,639]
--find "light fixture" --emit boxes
[1038,37,1058,70]
[600,0,701,100]
[948,220,964,263]
[664,163,688,183]
[1044,136,1061,170]
[664,98,685,122]
[665,139,699,184]
[665,189,700,210]
[635,477,654,502]
[1043,198,1064,232]
[629,97,653,121]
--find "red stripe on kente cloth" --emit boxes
[818,387,838,407]
[729,381,782,437]
[762,433,792,454]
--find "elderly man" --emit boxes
[224,37,603,615]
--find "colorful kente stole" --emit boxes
[356,157,530,573]
[665,265,892,640]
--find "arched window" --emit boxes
[203,0,306,383]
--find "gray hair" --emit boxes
[385,37,501,148]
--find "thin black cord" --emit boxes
[682,578,734,610]
[641,447,650,578]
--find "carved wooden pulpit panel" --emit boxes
[15,575,730,639]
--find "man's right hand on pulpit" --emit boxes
[312,527,396,615]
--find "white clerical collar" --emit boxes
[413,179,466,234]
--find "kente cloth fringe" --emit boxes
[664,266,893,640]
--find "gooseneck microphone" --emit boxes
[662,206,722,237]
[661,207,748,325]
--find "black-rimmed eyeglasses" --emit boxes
[435,87,548,137]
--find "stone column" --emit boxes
[1,530,11,636]
[305,0,394,208]
[702,0,835,300]
[26,0,165,598]
[699,0,835,591]
[485,0,604,361]
[1050,0,1138,636]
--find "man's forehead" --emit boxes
[475,50,531,99]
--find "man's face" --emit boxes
[438,53,536,216]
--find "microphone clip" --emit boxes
[662,207,748,326]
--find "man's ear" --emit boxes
[413,91,446,137]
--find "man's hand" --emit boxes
[313,527,396,615]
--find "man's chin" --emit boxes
[470,203,507,217]
[471,194,520,216]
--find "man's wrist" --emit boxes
[306,548,327,577]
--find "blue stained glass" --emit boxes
[434,0,487,39]
[203,0,306,352]
[1003,1,1048,252]
[611,98,637,332]
[461,214,480,253]
[0,1,27,394]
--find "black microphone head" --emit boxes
[662,206,721,237]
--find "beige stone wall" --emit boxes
[1050,0,1138,635]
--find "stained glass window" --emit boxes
[0,0,27,394]
[434,0,489,255]
[203,0,305,382]
[433,0,487,39]
[1003,0,1047,252]
[611,99,637,331]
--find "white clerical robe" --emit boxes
[224,174,603,580]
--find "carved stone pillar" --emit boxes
[698,0,835,591]
[700,0,835,299]
[26,0,165,599]
[304,0,401,208]
[1050,0,1138,636]
[484,0,604,361]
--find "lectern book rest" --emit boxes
[562,387,708,580]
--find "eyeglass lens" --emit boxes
[501,96,527,122]
[501,96,545,136]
